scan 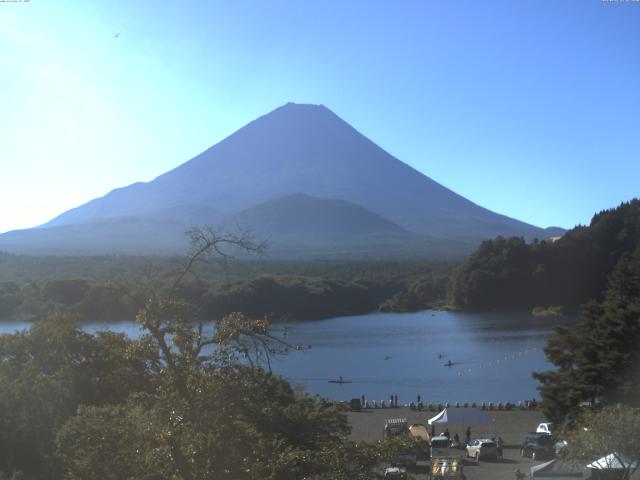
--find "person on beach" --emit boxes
[497,436,504,458]
[515,468,525,480]
[466,426,471,443]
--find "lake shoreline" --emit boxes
[347,406,546,444]
[0,311,569,403]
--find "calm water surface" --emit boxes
[0,310,572,404]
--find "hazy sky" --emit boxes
[1,0,639,233]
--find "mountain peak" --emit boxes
[26,103,559,252]
[263,102,335,122]
[280,101,328,111]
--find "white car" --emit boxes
[384,466,407,479]
[466,438,498,461]
[536,422,553,435]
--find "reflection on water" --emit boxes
[0,310,572,403]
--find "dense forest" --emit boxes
[449,199,640,311]
[531,241,640,480]
[0,253,452,322]
[533,242,640,423]
[494,200,640,469]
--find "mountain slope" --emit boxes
[449,198,640,311]
[0,217,189,255]
[227,193,407,236]
[0,194,478,258]
[42,102,557,240]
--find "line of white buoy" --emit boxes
[455,346,539,378]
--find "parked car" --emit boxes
[466,438,498,461]
[384,466,407,479]
[521,432,555,460]
[536,422,553,435]
[350,398,362,411]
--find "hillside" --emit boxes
[228,193,407,236]
[0,217,190,255]
[449,198,640,311]
[0,194,478,258]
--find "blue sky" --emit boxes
[1,0,639,233]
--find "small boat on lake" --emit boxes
[444,360,456,367]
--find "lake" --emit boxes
[0,310,571,405]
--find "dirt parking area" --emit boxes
[347,407,565,480]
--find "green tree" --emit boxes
[449,199,640,312]
[563,405,640,480]
[534,245,640,423]
[56,307,379,480]
[42,279,90,306]
[0,312,153,478]
[55,227,384,480]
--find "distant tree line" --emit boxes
[0,279,137,322]
[0,263,452,323]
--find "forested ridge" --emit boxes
[534,242,640,421]
[449,199,640,311]
[0,255,451,322]
[530,231,640,480]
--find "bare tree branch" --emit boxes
[170,225,267,292]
